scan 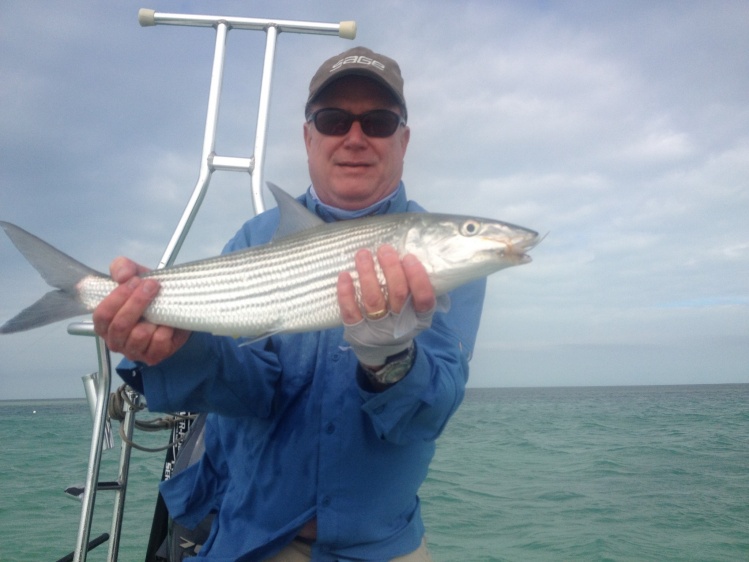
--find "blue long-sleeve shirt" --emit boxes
[118,183,486,561]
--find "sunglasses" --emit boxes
[307,108,406,138]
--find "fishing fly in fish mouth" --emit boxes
[0,44,541,561]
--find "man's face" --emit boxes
[304,76,410,211]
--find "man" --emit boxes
[94,47,486,561]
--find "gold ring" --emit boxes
[365,308,389,320]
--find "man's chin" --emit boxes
[329,185,382,210]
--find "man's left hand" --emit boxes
[337,245,436,369]
[338,245,435,324]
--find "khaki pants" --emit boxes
[263,536,433,561]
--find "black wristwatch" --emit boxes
[361,344,415,388]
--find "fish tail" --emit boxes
[0,221,103,334]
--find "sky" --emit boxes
[1,0,747,399]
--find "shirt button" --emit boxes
[321,496,331,507]
[325,422,335,434]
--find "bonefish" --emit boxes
[0,183,539,337]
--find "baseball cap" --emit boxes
[306,46,407,119]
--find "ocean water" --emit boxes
[1,385,747,561]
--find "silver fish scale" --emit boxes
[80,215,414,337]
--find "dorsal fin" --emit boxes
[266,182,324,241]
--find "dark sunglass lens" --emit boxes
[312,109,402,137]
[314,109,352,136]
[361,111,400,137]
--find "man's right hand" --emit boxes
[92,257,191,365]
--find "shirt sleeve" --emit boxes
[116,213,283,416]
[135,332,282,416]
[358,277,486,445]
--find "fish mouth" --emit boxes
[505,231,545,261]
[519,231,545,251]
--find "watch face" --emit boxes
[366,345,415,386]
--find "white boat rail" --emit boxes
[65,8,355,561]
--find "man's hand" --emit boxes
[337,245,435,324]
[337,245,436,370]
[92,257,190,365]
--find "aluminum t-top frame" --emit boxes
[138,8,357,269]
[67,8,354,562]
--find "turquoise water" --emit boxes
[1,385,748,561]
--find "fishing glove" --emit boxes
[343,303,435,369]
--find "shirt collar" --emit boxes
[304,181,408,222]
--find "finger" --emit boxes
[139,325,190,366]
[121,319,159,360]
[355,249,388,316]
[109,257,149,284]
[376,245,408,314]
[93,275,143,341]
[402,254,436,313]
[337,271,363,324]
[106,278,160,351]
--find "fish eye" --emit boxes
[461,220,481,236]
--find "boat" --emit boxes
[58,8,356,561]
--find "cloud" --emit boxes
[1,0,748,398]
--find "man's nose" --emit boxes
[343,120,367,145]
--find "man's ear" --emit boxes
[303,121,317,155]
